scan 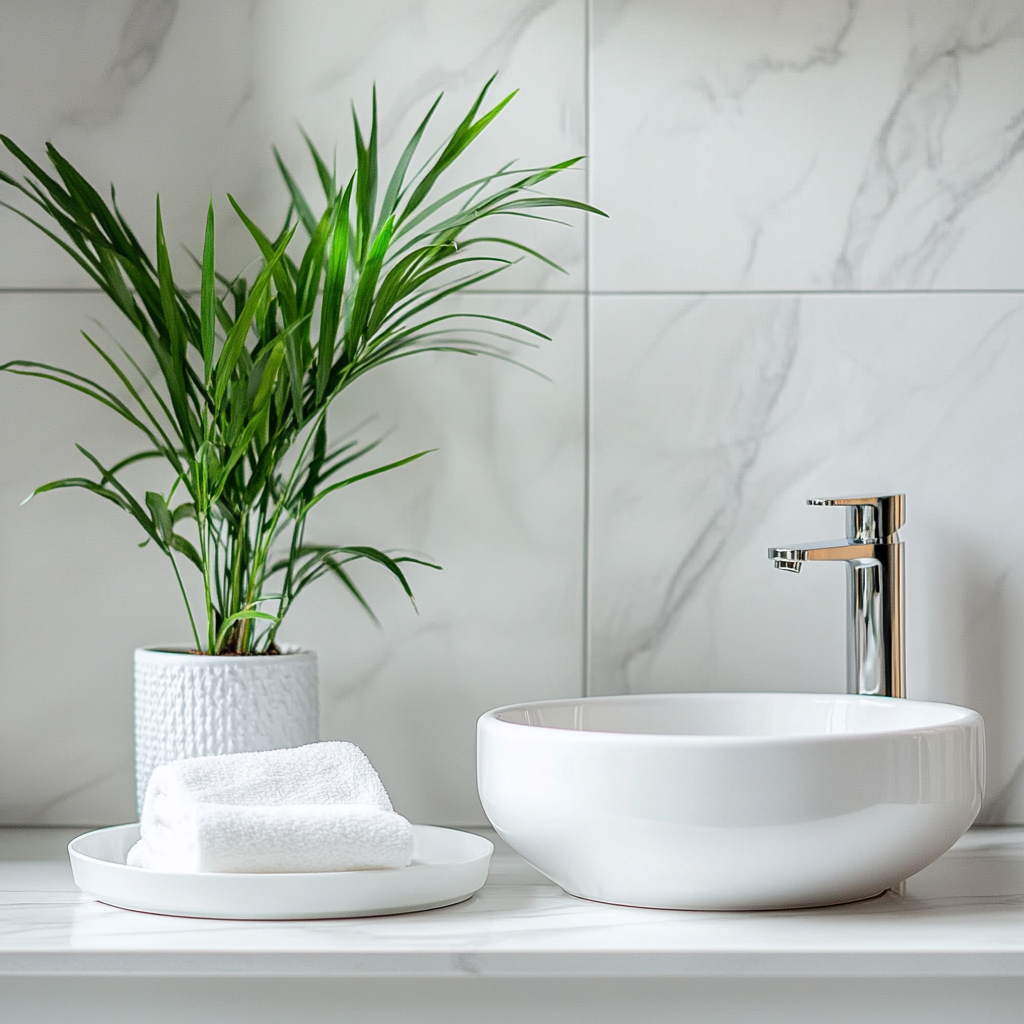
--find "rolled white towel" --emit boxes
[126,742,414,873]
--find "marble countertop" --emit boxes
[4,826,1024,978]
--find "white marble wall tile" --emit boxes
[0,293,180,824]
[590,0,1024,291]
[287,292,586,825]
[0,291,583,825]
[0,0,586,292]
[589,293,1024,821]
[0,1,255,291]
[251,0,588,294]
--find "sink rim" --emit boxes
[481,691,981,747]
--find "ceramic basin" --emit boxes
[477,692,984,911]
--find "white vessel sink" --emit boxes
[477,692,984,911]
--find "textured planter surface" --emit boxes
[134,648,318,814]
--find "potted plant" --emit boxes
[0,79,601,809]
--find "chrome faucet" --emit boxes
[768,495,905,699]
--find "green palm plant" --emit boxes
[0,78,602,654]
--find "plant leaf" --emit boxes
[213,228,292,407]
[200,200,216,383]
[145,490,174,544]
[273,145,318,235]
[316,181,352,400]
[298,449,432,519]
[345,215,393,355]
[169,532,203,570]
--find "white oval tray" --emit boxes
[69,823,493,920]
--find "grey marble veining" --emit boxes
[590,0,1024,291]
[0,0,586,292]
[835,4,1024,288]
[592,298,801,693]
[70,0,180,128]
[589,292,1024,821]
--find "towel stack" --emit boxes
[126,742,414,873]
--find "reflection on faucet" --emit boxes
[769,495,905,699]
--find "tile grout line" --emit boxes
[582,0,592,700]
[583,289,1024,296]
[0,288,113,294]
[7,287,1024,297]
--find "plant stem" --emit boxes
[169,553,202,652]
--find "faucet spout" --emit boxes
[768,540,878,565]
[768,495,905,699]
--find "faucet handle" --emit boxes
[807,494,905,541]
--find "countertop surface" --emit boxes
[4,825,1024,978]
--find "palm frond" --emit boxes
[0,81,603,652]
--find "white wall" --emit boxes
[2,0,1024,826]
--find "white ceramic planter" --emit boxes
[134,647,319,815]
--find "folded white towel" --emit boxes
[126,742,414,873]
